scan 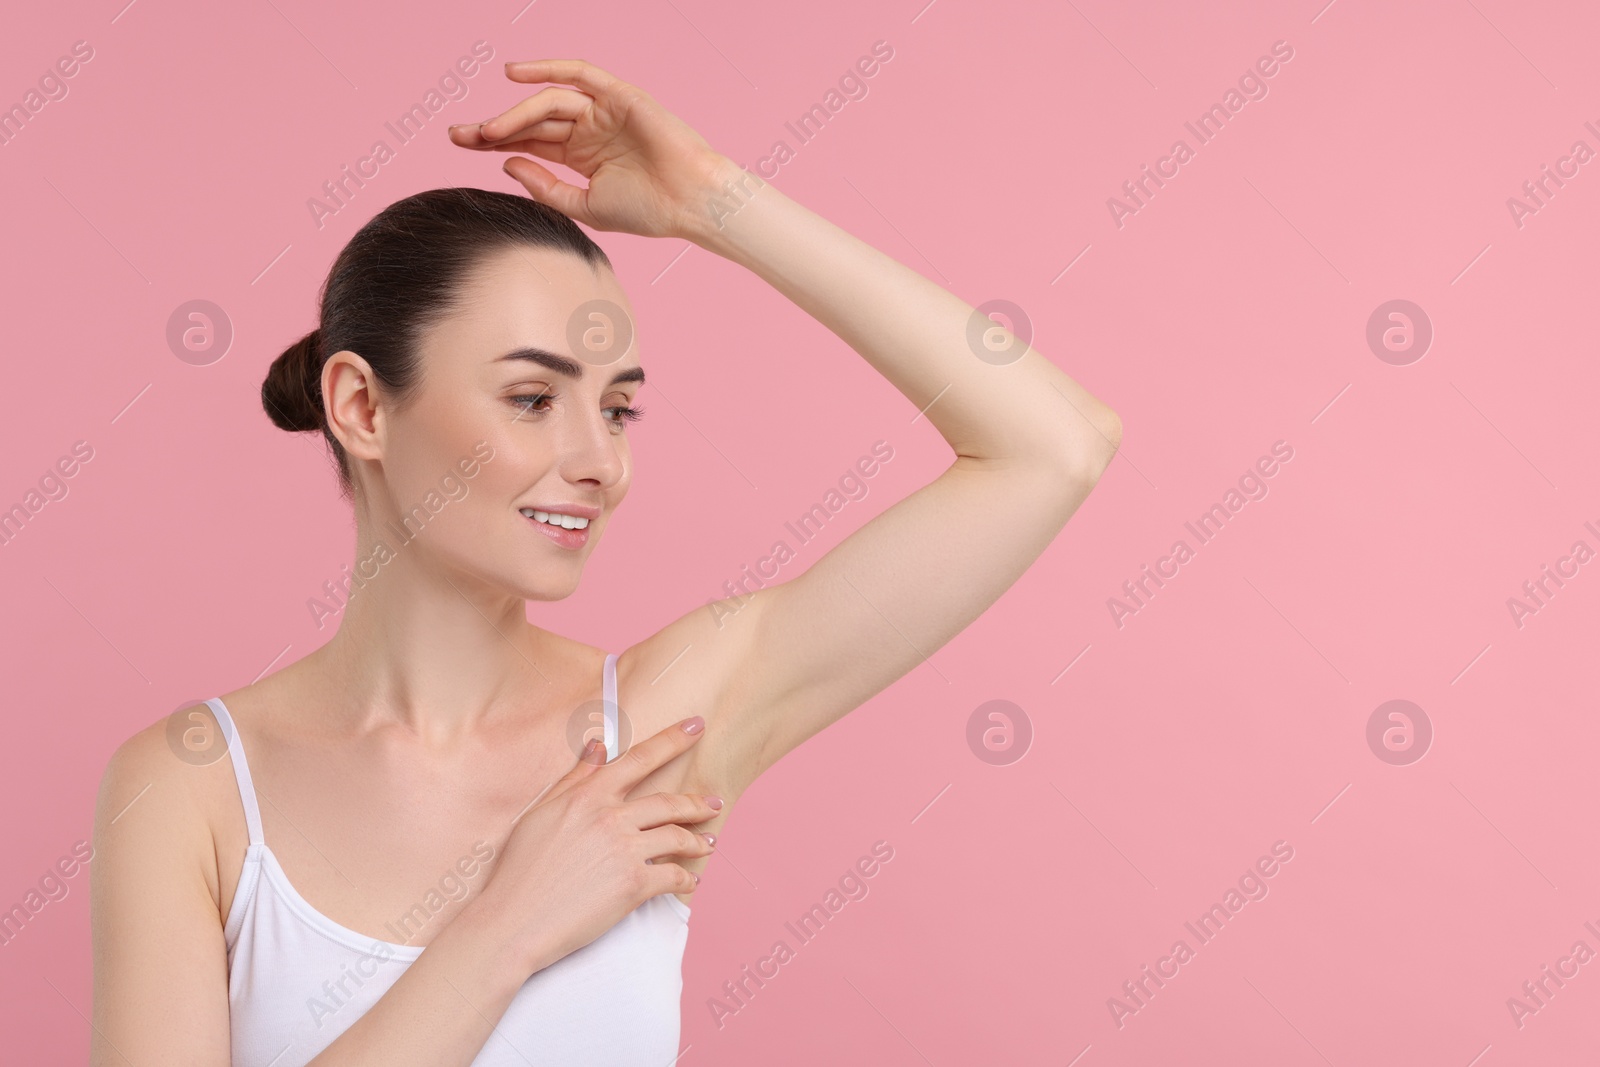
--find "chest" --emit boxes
[211,706,719,949]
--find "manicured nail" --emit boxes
[681,716,705,734]
[706,795,724,810]
[692,872,700,884]
[704,834,717,848]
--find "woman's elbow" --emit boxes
[1058,405,1121,484]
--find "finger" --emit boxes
[643,858,699,897]
[539,736,609,804]
[449,121,573,151]
[478,87,591,144]
[503,58,626,98]
[501,138,570,168]
[638,823,716,863]
[624,791,724,831]
[601,715,707,794]
[502,157,591,225]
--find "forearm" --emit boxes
[687,156,1121,475]
[304,901,541,1067]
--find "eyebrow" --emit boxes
[496,346,645,387]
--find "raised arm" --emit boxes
[459,58,1120,797]
[686,157,1121,788]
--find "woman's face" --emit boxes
[367,244,643,602]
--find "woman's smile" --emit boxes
[519,505,595,549]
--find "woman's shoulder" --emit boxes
[94,700,245,913]
[96,653,313,854]
[98,697,244,813]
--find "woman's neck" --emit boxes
[304,546,565,744]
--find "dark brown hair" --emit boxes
[262,187,612,495]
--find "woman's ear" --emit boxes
[323,349,384,465]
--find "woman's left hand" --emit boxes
[449,58,739,242]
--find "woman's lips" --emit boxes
[524,512,590,549]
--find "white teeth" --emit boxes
[520,508,590,530]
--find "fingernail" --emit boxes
[704,833,717,848]
[681,716,705,734]
[692,872,700,884]
[582,738,600,756]
[706,795,724,810]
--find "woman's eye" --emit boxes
[604,405,646,431]
[509,393,643,431]
[510,393,554,416]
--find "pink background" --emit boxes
[3,0,1598,1063]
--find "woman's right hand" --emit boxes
[449,58,736,243]
[471,715,721,975]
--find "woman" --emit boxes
[90,58,1121,1066]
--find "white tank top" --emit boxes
[207,652,690,1066]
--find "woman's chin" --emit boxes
[511,573,585,603]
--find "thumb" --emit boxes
[503,157,592,225]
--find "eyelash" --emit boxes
[509,392,646,428]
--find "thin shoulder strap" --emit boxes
[602,653,619,762]
[205,697,265,847]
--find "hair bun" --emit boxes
[262,328,326,432]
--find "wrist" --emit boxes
[678,153,772,250]
[458,884,565,980]
[450,889,539,987]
